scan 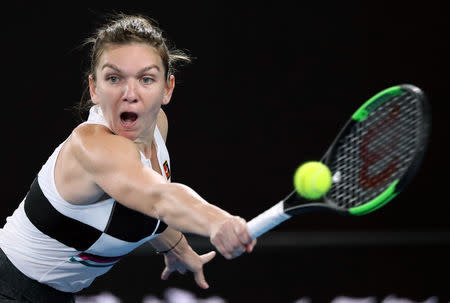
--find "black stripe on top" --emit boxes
[24,178,102,251]
[24,178,168,251]
[104,202,167,242]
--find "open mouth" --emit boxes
[120,112,138,128]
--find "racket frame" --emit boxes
[286,84,431,216]
[247,84,431,239]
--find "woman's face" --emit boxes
[89,42,174,140]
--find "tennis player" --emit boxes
[0,14,256,302]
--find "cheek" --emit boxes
[97,84,120,101]
[144,86,165,104]
[144,92,164,116]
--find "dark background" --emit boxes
[3,2,450,302]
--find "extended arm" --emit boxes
[70,124,255,259]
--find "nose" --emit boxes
[123,79,138,103]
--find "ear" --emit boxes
[162,75,175,105]
[89,75,99,104]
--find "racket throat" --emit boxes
[283,191,343,216]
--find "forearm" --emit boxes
[145,183,255,260]
[150,183,232,237]
[149,226,185,253]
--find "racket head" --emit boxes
[320,84,431,215]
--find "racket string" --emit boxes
[327,92,423,209]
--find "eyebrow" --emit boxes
[101,63,160,74]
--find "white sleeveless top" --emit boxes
[0,105,171,293]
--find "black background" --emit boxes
[3,2,450,302]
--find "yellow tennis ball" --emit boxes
[294,162,332,200]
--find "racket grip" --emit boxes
[247,201,292,239]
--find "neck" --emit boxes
[134,122,156,159]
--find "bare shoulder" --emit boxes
[57,123,163,205]
[63,123,167,213]
[71,123,110,141]
[157,109,168,142]
[70,123,140,173]
[55,124,128,204]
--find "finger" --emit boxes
[194,269,209,289]
[161,267,174,280]
[211,236,232,259]
[228,240,246,259]
[212,221,244,259]
[245,239,257,253]
[224,244,241,259]
[219,247,233,260]
[231,248,245,259]
[233,217,252,245]
[224,222,246,258]
[200,251,216,264]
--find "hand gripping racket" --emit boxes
[247,84,431,239]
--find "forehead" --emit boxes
[97,43,164,72]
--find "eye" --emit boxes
[107,75,120,83]
[141,76,154,84]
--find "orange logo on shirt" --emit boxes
[163,160,171,180]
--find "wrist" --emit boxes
[156,233,184,255]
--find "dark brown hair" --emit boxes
[76,14,191,119]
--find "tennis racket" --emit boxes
[247,84,431,239]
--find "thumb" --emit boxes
[200,251,216,264]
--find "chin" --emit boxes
[116,129,139,141]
